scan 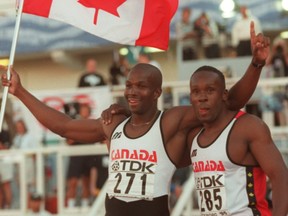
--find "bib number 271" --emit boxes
[114,173,147,195]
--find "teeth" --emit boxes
[129,99,138,103]
[128,99,139,105]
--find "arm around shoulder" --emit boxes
[164,105,201,131]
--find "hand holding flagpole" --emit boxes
[0,0,24,131]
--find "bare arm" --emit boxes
[1,66,107,143]
[226,21,270,110]
[161,106,202,166]
[177,127,202,168]
[248,118,288,215]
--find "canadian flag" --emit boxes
[23,0,178,50]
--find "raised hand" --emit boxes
[250,21,270,65]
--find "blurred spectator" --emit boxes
[267,37,288,77]
[169,167,191,208]
[13,119,38,149]
[163,87,173,110]
[0,130,13,209]
[231,5,262,56]
[78,58,106,87]
[109,55,130,85]
[26,193,52,216]
[194,12,221,59]
[176,7,198,60]
[65,103,93,208]
[109,54,130,110]
[137,52,161,70]
[193,11,207,46]
[259,87,287,126]
[12,119,37,207]
[273,85,288,126]
[89,147,109,200]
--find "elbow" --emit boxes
[48,124,68,138]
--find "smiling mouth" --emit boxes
[128,98,140,106]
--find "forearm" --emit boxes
[271,176,288,216]
[227,21,270,110]
[15,86,71,136]
[227,60,263,110]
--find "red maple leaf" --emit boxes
[78,0,126,25]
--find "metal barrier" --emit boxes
[0,144,108,216]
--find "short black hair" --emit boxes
[191,65,226,89]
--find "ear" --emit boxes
[154,88,162,99]
[222,89,229,101]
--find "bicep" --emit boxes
[249,121,287,178]
[178,128,202,168]
[166,106,201,131]
[63,118,106,143]
[163,107,201,166]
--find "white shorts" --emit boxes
[0,160,13,183]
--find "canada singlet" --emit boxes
[191,111,270,216]
[107,111,176,202]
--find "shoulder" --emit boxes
[162,105,196,124]
[237,112,267,125]
[102,115,127,132]
[234,113,271,135]
[161,105,200,133]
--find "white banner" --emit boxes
[10,86,113,146]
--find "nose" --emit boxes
[127,85,137,95]
[198,91,208,101]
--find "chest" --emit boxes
[110,121,164,154]
[192,127,248,166]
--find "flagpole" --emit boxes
[0,0,24,131]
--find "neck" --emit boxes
[203,110,236,131]
[130,110,159,127]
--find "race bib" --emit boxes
[195,173,230,215]
[107,159,156,200]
